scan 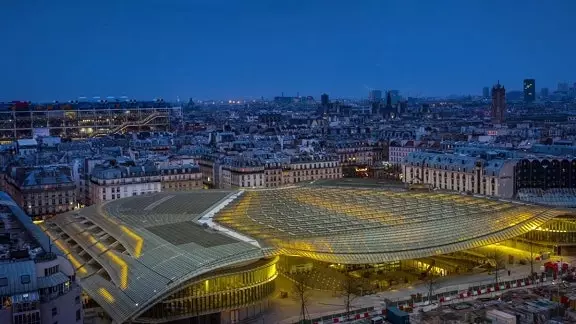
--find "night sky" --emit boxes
[1,0,575,101]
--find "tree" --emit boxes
[529,241,535,277]
[491,249,506,286]
[340,275,365,319]
[425,276,437,304]
[292,273,312,323]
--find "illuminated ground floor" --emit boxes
[277,238,570,296]
[83,257,279,324]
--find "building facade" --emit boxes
[491,82,506,124]
[205,155,342,189]
[159,164,203,191]
[389,140,421,166]
[0,192,83,324]
[220,163,266,189]
[5,166,76,220]
[402,152,516,198]
[0,100,181,142]
[198,156,217,189]
[283,156,341,185]
[89,164,161,204]
[368,90,383,102]
[523,79,536,103]
[515,158,576,191]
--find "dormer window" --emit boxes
[21,275,31,284]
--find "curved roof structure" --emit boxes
[214,186,568,263]
[41,185,570,323]
[41,190,274,324]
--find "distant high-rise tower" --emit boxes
[491,81,506,124]
[368,89,382,102]
[320,93,329,106]
[558,82,570,93]
[540,87,549,99]
[482,87,490,98]
[523,79,536,103]
[388,90,401,105]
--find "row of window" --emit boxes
[13,311,40,324]
[161,172,201,179]
[102,190,159,201]
[95,176,161,185]
[105,183,160,193]
[162,182,201,189]
[291,162,338,169]
[27,205,75,216]
[44,265,59,277]
[26,198,74,207]
[24,191,75,199]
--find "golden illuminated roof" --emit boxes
[41,191,272,323]
[41,186,569,322]
[214,186,567,264]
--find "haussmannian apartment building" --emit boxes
[89,164,162,205]
[402,151,516,198]
[4,166,77,220]
[89,163,204,205]
[215,155,342,189]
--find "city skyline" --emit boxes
[1,0,575,101]
[2,77,574,103]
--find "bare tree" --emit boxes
[492,249,506,286]
[425,276,437,304]
[292,273,312,323]
[529,241,535,277]
[340,275,365,319]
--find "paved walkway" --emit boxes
[266,258,572,324]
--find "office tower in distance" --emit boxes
[540,87,549,99]
[368,89,383,102]
[320,93,329,106]
[318,93,331,115]
[388,90,401,105]
[491,81,506,124]
[523,79,536,103]
[558,82,570,93]
[483,87,490,98]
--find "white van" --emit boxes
[370,316,384,324]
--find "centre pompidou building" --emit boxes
[0,100,181,142]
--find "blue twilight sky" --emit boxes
[1,0,575,102]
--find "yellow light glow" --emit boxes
[267,263,277,280]
[86,235,129,290]
[39,224,88,275]
[98,287,116,303]
[107,251,129,290]
[120,225,144,258]
[53,239,88,274]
